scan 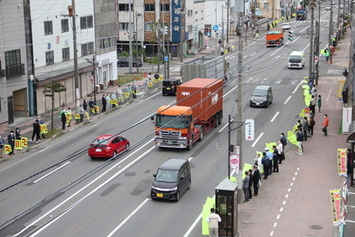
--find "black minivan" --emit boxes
[250,85,273,107]
[162,79,181,96]
[151,158,191,202]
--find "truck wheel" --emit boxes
[218,112,222,125]
[188,136,194,150]
[214,114,219,127]
[198,128,204,141]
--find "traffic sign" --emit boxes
[164,56,169,62]
[212,25,219,31]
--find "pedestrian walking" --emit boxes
[308,117,315,135]
[66,107,72,127]
[322,114,329,136]
[37,116,46,139]
[7,131,15,155]
[261,152,269,179]
[296,127,304,155]
[31,119,41,143]
[265,147,273,175]
[325,48,330,62]
[317,95,322,112]
[101,94,107,112]
[111,93,116,109]
[89,98,95,115]
[15,128,21,140]
[248,169,253,199]
[206,208,221,237]
[61,108,66,130]
[302,117,309,140]
[252,165,261,196]
[0,134,5,158]
[280,133,287,161]
[242,170,250,203]
[273,145,280,172]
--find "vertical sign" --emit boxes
[337,148,347,177]
[171,0,181,42]
[330,189,342,226]
[245,119,255,141]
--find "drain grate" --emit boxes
[310,225,323,230]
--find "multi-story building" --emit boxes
[0,0,117,125]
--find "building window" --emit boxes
[161,4,170,12]
[144,23,153,31]
[256,3,260,8]
[81,42,94,56]
[44,21,53,35]
[145,4,155,11]
[119,4,133,11]
[62,48,70,61]
[263,3,269,10]
[119,23,129,30]
[5,49,24,76]
[99,37,115,49]
[61,19,69,33]
[80,15,93,29]
[46,51,54,65]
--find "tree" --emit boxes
[43,81,67,130]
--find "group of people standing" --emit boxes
[242,133,287,203]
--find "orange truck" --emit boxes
[266,29,284,47]
[153,78,224,150]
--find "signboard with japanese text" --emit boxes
[245,119,255,141]
[330,189,342,226]
[171,0,182,42]
[337,148,347,177]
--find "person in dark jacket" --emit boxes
[101,94,107,112]
[242,170,250,203]
[248,169,254,199]
[83,99,88,112]
[261,152,269,179]
[15,128,21,140]
[7,131,15,155]
[252,165,261,196]
[61,109,66,130]
[31,119,41,143]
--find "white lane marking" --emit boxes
[271,45,284,57]
[302,43,310,52]
[33,162,71,183]
[276,215,280,220]
[107,198,150,237]
[292,80,304,94]
[145,92,161,100]
[183,213,203,237]
[273,222,277,227]
[251,133,264,147]
[250,52,256,57]
[284,96,291,104]
[270,112,279,123]
[15,140,156,237]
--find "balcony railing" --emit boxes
[6,64,25,77]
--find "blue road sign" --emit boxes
[212,25,219,31]
[164,56,169,62]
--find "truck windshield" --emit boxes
[155,114,190,129]
[289,56,301,63]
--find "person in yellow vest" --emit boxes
[38,116,45,139]
[66,107,72,127]
[0,134,5,158]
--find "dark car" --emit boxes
[117,57,142,67]
[88,135,130,159]
[250,85,273,108]
[162,79,181,96]
[151,158,191,202]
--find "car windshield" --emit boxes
[289,56,302,63]
[155,114,190,129]
[92,138,110,145]
[155,169,178,182]
[253,89,267,96]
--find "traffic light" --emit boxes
[288,31,293,41]
[164,26,168,35]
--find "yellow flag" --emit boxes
[21,137,28,147]
[4,144,12,154]
[15,140,22,150]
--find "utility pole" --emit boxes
[236,11,244,204]
[308,2,315,83]
[128,0,133,73]
[135,12,139,72]
[226,0,230,43]
[329,0,334,48]
[92,55,97,104]
[222,5,225,47]
[180,0,185,62]
[315,2,321,85]
[70,0,80,124]
[215,1,218,56]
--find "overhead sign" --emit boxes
[245,119,255,141]
[212,25,219,31]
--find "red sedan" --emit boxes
[88,135,130,159]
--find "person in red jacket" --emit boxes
[322,114,329,136]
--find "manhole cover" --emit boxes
[310,225,323,230]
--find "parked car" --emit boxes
[117,57,143,67]
[325,5,331,10]
[151,158,191,202]
[250,85,273,108]
[88,135,130,159]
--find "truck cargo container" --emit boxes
[296,8,307,20]
[266,29,284,47]
[153,78,223,149]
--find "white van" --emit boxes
[288,51,305,69]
